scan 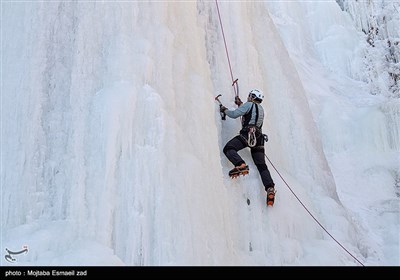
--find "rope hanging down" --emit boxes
[215,0,365,266]
[215,0,239,97]
[264,154,365,266]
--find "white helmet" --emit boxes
[248,89,264,102]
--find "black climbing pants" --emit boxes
[223,133,274,191]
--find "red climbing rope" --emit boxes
[215,0,238,97]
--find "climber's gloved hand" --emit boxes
[234,96,243,106]
[220,105,227,113]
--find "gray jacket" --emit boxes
[225,101,264,129]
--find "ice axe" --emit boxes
[215,94,226,120]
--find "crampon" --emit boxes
[266,187,276,207]
[229,164,249,179]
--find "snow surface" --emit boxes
[1,1,399,266]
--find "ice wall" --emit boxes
[2,1,386,265]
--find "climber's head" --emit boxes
[248,89,264,103]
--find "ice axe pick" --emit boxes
[215,94,226,120]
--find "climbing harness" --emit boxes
[244,127,267,148]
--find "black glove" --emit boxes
[234,96,243,106]
[220,105,227,113]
